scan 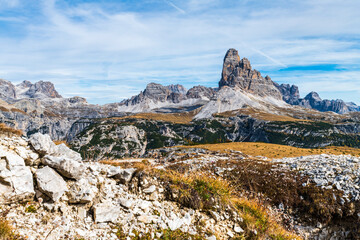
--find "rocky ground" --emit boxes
[0,131,359,239]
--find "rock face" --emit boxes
[16,80,62,99]
[0,79,126,140]
[186,86,216,100]
[299,92,349,114]
[274,83,300,105]
[219,48,283,99]
[167,84,187,94]
[71,123,147,160]
[275,83,353,114]
[0,79,16,100]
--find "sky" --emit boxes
[0,0,359,104]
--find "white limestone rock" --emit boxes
[35,166,68,202]
[42,155,85,180]
[93,203,121,223]
[0,151,35,203]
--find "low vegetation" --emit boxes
[158,170,232,210]
[0,217,20,240]
[214,159,358,225]
[101,158,300,239]
[111,111,198,124]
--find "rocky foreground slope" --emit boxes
[0,129,359,239]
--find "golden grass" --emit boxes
[53,140,70,147]
[0,123,23,136]
[232,198,301,240]
[180,142,360,158]
[99,159,151,169]
[215,107,307,122]
[0,218,17,240]
[110,111,197,124]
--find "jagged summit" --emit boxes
[305,91,322,101]
[219,48,282,100]
[16,80,62,99]
[0,78,16,100]
[275,83,351,114]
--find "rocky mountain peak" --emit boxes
[143,83,171,101]
[166,84,187,95]
[305,91,322,101]
[219,48,282,99]
[17,80,32,88]
[274,83,300,105]
[0,78,16,100]
[16,80,62,99]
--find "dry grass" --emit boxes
[158,170,300,239]
[99,159,152,169]
[0,123,23,136]
[215,107,305,122]
[110,111,197,124]
[180,142,360,158]
[53,140,70,147]
[0,106,10,112]
[0,218,19,240]
[10,108,26,115]
[232,198,301,240]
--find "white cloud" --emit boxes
[0,0,20,9]
[0,0,359,104]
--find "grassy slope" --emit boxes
[179,142,360,158]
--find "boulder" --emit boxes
[54,143,82,162]
[0,151,35,203]
[68,178,98,204]
[93,203,121,223]
[35,166,68,202]
[112,168,137,184]
[143,185,156,194]
[30,133,82,162]
[42,155,85,180]
[29,133,57,156]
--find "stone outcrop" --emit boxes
[219,48,283,99]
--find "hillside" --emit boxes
[1,129,359,239]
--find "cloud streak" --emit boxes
[164,0,186,14]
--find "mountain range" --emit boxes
[0,48,359,147]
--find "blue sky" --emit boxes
[0,0,360,104]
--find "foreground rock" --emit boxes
[35,166,68,202]
[0,151,34,203]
